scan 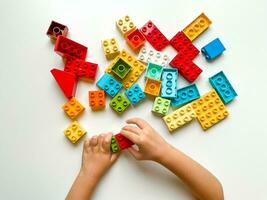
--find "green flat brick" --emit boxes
[145,63,163,80]
[110,93,131,114]
[111,135,119,152]
[152,97,170,116]
[111,57,131,79]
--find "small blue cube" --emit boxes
[96,73,122,97]
[125,84,146,105]
[201,38,225,61]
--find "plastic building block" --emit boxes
[62,97,85,120]
[96,73,122,97]
[190,90,229,130]
[171,84,200,107]
[116,15,136,36]
[138,46,170,66]
[182,13,212,41]
[201,38,226,61]
[89,90,106,111]
[64,56,98,81]
[111,57,131,79]
[64,121,86,144]
[125,28,146,52]
[145,63,163,80]
[102,38,120,60]
[115,133,134,150]
[144,78,161,96]
[111,135,120,152]
[50,68,77,99]
[125,84,146,105]
[140,20,169,51]
[110,93,131,114]
[152,97,171,116]
[46,21,68,41]
[161,68,178,99]
[209,71,237,104]
[163,104,196,132]
[54,36,87,60]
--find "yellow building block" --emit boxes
[190,90,229,130]
[182,13,212,41]
[116,15,136,36]
[163,104,196,132]
[62,97,85,120]
[102,38,120,60]
[64,121,86,144]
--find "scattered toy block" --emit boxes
[62,97,85,120]
[64,121,86,144]
[115,133,134,150]
[161,68,178,99]
[96,73,122,97]
[190,90,229,130]
[125,84,146,105]
[182,13,212,41]
[163,104,196,132]
[138,46,170,66]
[111,135,120,152]
[201,38,226,61]
[209,71,237,104]
[50,68,77,99]
[140,20,169,51]
[145,63,163,80]
[89,90,106,111]
[111,57,131,79]
[144,78,161,96]
[116,15,136,36]
[152,97,171,116]
[102,38,120,60]
[46,21,68,41]
[110,93,131,114]
[54,35,87,60]
[125,28,146,52]
[171,84,200,107]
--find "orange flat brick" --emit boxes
[144,78,161,96]
[62,97,85,120]
[89,90,106,111]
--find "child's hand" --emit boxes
[121,118,171,162]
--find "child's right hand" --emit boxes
[121,118,172,162]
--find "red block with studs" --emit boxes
[115,133,134,150]
[54,36,88,60]
[89,90,106,111]
[46,21,68,41]
[125,28,146,52]
[140,20,169,51]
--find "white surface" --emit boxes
[0,0,267,199]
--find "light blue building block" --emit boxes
[161,68,178,99]
[145,63,163,80]
[201,38,225,61]
[96,73,122,97]
[209,71,237,104]
[171,84,200,107]
[125,84,146,105]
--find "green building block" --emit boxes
[111,57,131,79]
[145,63,163,80]
[110,93,131,114]
[152,97,170,116]
[111,135,119,152]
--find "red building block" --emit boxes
[125,29,146,52]
[115,133,134,150]
[46,21,68,41]
[140,20,169,51]
[50,68,77,99]
[54,36,88,60]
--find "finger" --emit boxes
[111,151,121,162]
[127,147,142,160]
[98,134,105,151]
[102,132,112,152]
[89,136,98,146]
[120,130,140,144]
[126,118,148,129]
[122,125,141,135]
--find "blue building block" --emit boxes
[201,38,225,61]
[161,68,178,99]
[96,73,122,97]
[125,84,146,105]
[209,71,237,104]
[171,84,200,107]
[145,63,163,80]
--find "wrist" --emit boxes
[154,143,174,163]
[78,169,99,186]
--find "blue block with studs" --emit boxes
[161,68,178,99]
[201,38,226,61]
[125,84,146,105]
[96,73,122,97]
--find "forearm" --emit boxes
[158,145,224,200]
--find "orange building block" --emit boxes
[62,97,85,120]
[144,78,161,96]
[89,90,106,111]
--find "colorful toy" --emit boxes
[115,133,134,150]
[140,20,169,51]
[182,13,212,41]
[46,21,68,41]
[64,121,86,144]
[161,68,178,99]
[62,97,85,120]
[111,135,120,152]
[110,93,131,114]
[145,63,163,80]
[171,84,200,107]
[125,28,146,52]
[201,38,226,61]
[209,71,237,104]
[102,38,120,60]
[111,57,131,79]
[125,84,146,105]
[191,90,229,130]
[138,46,170,66]
[144,78,162,96]
[152,97,171,116]
[89,90,106,111]
[96,73,122,97]
[50,68,77,99]
[163,104,196,132]
[116,15,136,36]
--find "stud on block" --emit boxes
[62,97,85,120]
[144,78,161,96]
[116,15,136,36]
[102,38,120,60]
[109,93,131,114]
[161,68,178,99]
[152,97,171,116]
[89,90,106,111]
[111,135,120,152]
[64,121,86,144]
[96,73,122,97]
[201,38,225,61]
[125,28,146,52]
[111,57,131,79]
[46,21,68,41]
[145,63,163,80]
[125,84,146,105]
[138,46,170,66]
[115,133,134,150]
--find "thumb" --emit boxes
[128,147,143,160]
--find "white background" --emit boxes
[0,0,267,199]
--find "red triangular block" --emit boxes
[50,68,77,99]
